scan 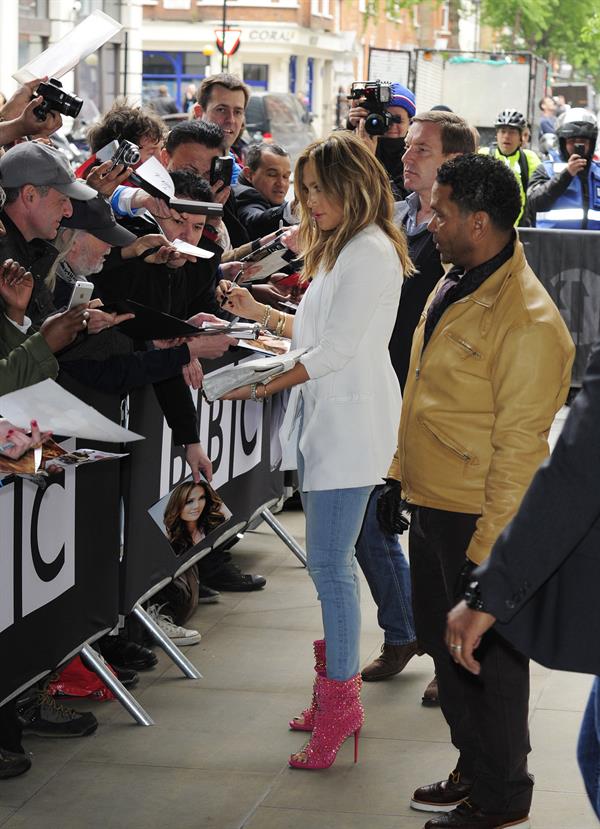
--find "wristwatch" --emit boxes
[463,580,485,612]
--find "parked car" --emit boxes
[244,92,316,163]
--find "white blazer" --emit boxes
[280,224,403,491]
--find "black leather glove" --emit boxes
[376,478,410,536]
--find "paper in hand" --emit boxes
[0,380,143,443]
[172,239,214,260]
[134,157,175,200]
[240,238,298,281]
[13,10,122,84]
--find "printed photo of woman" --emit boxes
[161,479,229,557]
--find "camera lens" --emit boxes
[365,112,388,136]
[122,143,141,165]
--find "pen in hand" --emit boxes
[219,268,244,308]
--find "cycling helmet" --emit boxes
[557,108,598,160]
[495,110,527,131]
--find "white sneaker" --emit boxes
[147,604,201,646]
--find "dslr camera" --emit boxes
[33,78,83,122]
[349,80,392,136]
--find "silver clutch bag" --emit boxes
[202,347,309,402]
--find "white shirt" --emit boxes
[279,224,403,491]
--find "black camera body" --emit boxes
[349,80,392,136]
[33,78,83,122]
[112,140,141,168]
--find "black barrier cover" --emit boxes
[0,380,122,706]
[120,349,285,614]
[520,228,600,385]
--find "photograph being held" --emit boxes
[163,479,227,557]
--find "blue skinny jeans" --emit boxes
[298,450,372,681]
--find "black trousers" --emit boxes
[409,506,533,814]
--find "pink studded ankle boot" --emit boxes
[289,674,364,770]
[289,639,326,732]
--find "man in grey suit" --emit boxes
[446,340,600,820]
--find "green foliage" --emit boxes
[480,0,600,86]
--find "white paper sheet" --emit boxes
[13,11,123,84]
[0,380,143,443]
[172,239,214,259]
[135,157,175,199]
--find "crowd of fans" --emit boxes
[1,60,599,829]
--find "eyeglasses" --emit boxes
[389,115,406,125]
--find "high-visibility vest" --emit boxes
[536,159,600,230]
[479,146,540,225]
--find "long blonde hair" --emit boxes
[294,131,414,279]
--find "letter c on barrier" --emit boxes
[30,481,65,583]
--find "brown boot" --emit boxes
[361,641,419,682]
[421,675,439,707]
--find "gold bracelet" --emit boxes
[275,312,286,337]
[260,304,272,329]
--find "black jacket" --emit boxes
[0,211,59,325]
[390,201,443,391]
[476,339,600,675]
[234,179,291,238]
[223,190,250,249]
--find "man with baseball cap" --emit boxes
[0,142,97,325]
[348,81,417,200]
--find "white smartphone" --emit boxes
[67,280,94,310]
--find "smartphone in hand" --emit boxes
[67,280,94,310]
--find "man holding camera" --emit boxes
[347,81,416,200]
[527,108,600,230]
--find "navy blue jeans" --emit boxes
[577,676,600,819]
[355,486,416,645]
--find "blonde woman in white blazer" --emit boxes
[217,131,413,771]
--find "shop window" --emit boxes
[18,0,48,17]
[18,33,47,68]
[142,50,209,110]
[244,64,269,90]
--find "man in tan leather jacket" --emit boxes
[386,154,574,829]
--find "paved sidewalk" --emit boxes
[0,505,596,829]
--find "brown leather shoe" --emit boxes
[411,769,473,813]
[423,798,530,828]
[422,675,439,706]
[361,641,419,681]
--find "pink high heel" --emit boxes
[289,674,364,770]
[289,639,326,732]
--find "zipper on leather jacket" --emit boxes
[420,419,473,462]
[445,332,482,358]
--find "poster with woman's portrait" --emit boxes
[147,475,232,557]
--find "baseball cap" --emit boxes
[0,142,96,201]
[61,195,137,247]
[389,84,416,118]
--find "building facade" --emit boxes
[141,0,454,135]
[0,0,457,136]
